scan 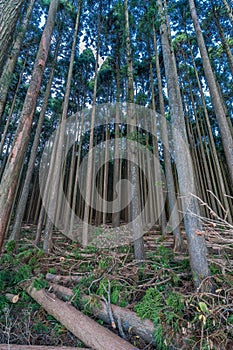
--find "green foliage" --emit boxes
[228,314,233,324]
[48,268,56,274]
[53,323,66,336]
[176,257,190,270]
[41,0,50,6]
[165,291,184,313]
[210,263,222,274]
[119,299,127,307]
[97,319,104,325]
[0,253,13,264]
[32,276,48,290]
[46,314,57,323]
[82,295,100,315]
[20,291,33,303]
[72,285,81,308]
[198,301,209,314]
[0,295,8,312]
[33,321,48,333]
[135,287,166,348]
[96,278,127,306]
[157,244,174,267]
[135,287,162,320]
[97,256,112,269]
[135,288,185,349]
[0,262,32,292]
[0,270,12,292]
[13,264,32,284]
[60,0,75,14]
[84,245,98,254]
[0,247,45,295]
[5,240,16,253]
[110,288,120,304]
[0,232,232,349]
[73,248,81,259]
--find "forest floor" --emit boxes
[0,224,233,349]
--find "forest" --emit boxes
[0,0,232,349]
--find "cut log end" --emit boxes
[5,293,19,303]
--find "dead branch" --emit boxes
[101,280,116,329]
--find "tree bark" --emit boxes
[157,0,209,288]
[102,121,110,225]
[0,0,35,120]
[47,282,156,346]
[152,23,183,251]
[35,206,45,246]
[69,113,84,239]
[46,273,82,285]
[189,0,233,187]
[221,0,233,26]
[213,9,233,75]
[0,54,27,157]
[124,0,145,261]
[26,285,138,350]
[43,1,83,253]
[0,0,59,250]
[0,0,24,76]
[112,52,121,228]
[82,8,101,246]
[10,37,60,242]
[149,60,167,238]
[188,43,233,220]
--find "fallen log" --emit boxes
[45,273,82,285]
[5,293,19,303]
[48,283,74,301]
[49,283,155,345]
[0,346,89,350]
[26,285,138,350]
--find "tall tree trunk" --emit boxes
[82,7,101,246]
[0,54,28,157]
[156,0,209,288]
[64,118,80,232]
[112,50,121,228]
[103,117,110,225]
[10,37,60,242]
[0,0,59,250]
[149,62,167,237]
[0,0,35,120]
[0,133,13,181]
[189,0,233,187]
[152,23,184,251]
[69,112,84,240]
[43,1,83,252]
[188,43,233,219]
[221,0,233,26]
[213,9,233,75]
[0,0,24,77]
[124,0,145,261]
